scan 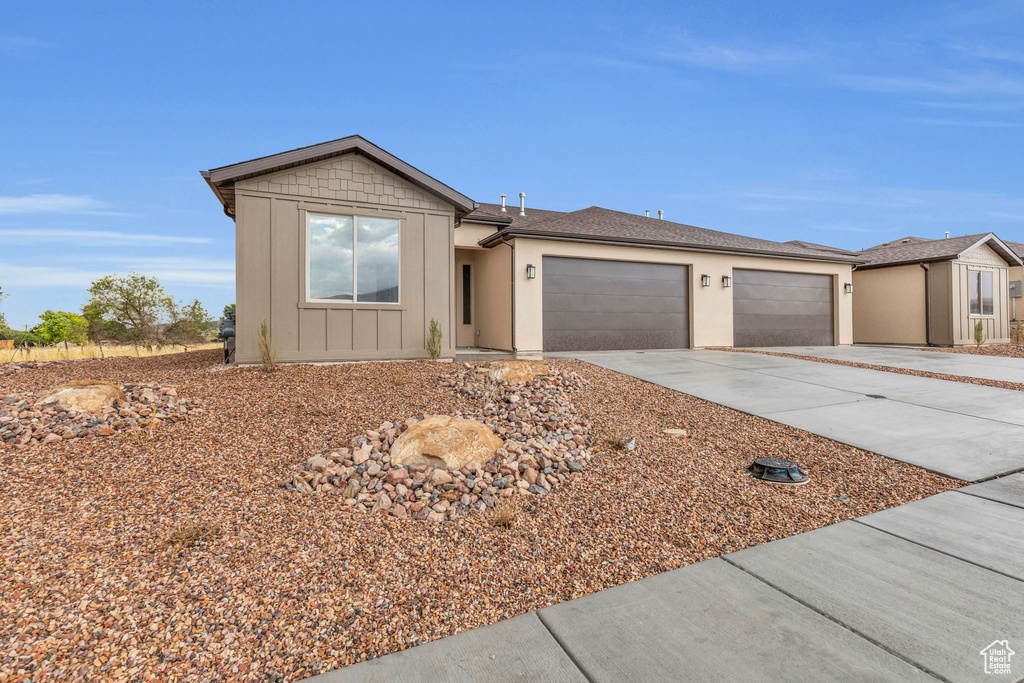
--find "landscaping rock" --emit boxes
[477,360,548,384]
[38,380,125,413]
[285,364,595,522]
[390,415,503,470]
[1,382,197,447]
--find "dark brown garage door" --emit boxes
[542,256,689,352]
[733,269,834,347]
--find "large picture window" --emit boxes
[307,213,399,303]
[968,270,994,316]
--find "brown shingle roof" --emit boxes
[461,202,567,229]
[857,233,1022,268]
[479,206,862,262]
[1004,240,1024,259]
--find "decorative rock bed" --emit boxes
[1,382,199,447]
[284,364,595,522]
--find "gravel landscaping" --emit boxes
[929,343,1024,359]
[0,351,960,682]
[724,348,1024,392]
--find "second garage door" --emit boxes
[733,269,834,346]
[543,256,689,352]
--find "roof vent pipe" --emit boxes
[500,194,507,212]
[645,210,650,217]
[519,192,526,216]
[658,210,664,220]
[945,231,949,239]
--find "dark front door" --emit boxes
[542,256,690,351]
[732,269,834,346]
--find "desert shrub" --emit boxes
[487,502,517,529]
[257,318,277,372]
[164,520,222,548]
[974,320,986,347]
[301,392,344,417]
[606,429,633,451]
[426,317,443,360]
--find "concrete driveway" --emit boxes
[551,349,1024,481]
[757,344,1024,384]
[310,475,1024,682]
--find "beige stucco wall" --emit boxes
[1011,264,1023,321]
[951,243,1010,345]
[851,265,928,345]
[471,245,513,350]
[455,223,498,248]
[507,238,854,352]
[233,154,457,363]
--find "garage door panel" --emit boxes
[733,269,834,347]
[551,312,690,332]
[543,257,689,352]
[734,299,834,317]
[545,293,690,315]
[544,274,687,298]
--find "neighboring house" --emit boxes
[1005,240,1024,320]
[203,135,860,363]
[852,233,1023,346]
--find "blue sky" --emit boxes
[2,0,1023,329]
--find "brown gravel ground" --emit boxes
[0,351,961,682]
[928,343,1024,359]
[722,348,1024,392]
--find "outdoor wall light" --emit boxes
[722,275,733,288]
[701,273,711,287]
[526,263,537,279]
[844,282,854,294]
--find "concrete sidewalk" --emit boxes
[756,344,1024,384]
[309,475,1024,682]
[555,349,1024,481]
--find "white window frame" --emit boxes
[305,211,401,305]
[967,268,994,318]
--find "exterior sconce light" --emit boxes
[701,274,711,287]
[526,263,537,279]
[844,282,853,294]
[722,275,732,288]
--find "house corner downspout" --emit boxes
[920,263,931,346]
[497,235,517,353]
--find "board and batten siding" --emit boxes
[233,154,456,363]
[950,243,1010,345]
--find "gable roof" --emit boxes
[1004,240,1024,260]
[478,206,862,263]
[460,202,567,229]
[857,232,1023,269]
[784,240,862,257]
[202,135,475,218]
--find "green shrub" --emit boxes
[1012,320,1024,347]
[426,318,443,360]
[974,320,986,347]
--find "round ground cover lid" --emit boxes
[747,457,810,485]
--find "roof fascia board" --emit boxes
[480,231,863,264]
[207,136,474,213]
[958,234,1023,266]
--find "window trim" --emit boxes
[304,210,401,306]
[967,268,995,318]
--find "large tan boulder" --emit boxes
[478,360,548,384]
[390,415,503,470]
[38,381,124,414]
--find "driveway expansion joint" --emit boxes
[535,610,596,683]
[720,554,949,683]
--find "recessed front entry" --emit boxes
[732,269,834,346]
[542,256,690,351]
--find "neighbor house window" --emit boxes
[969,270,994,316]
[307,213,399,303]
